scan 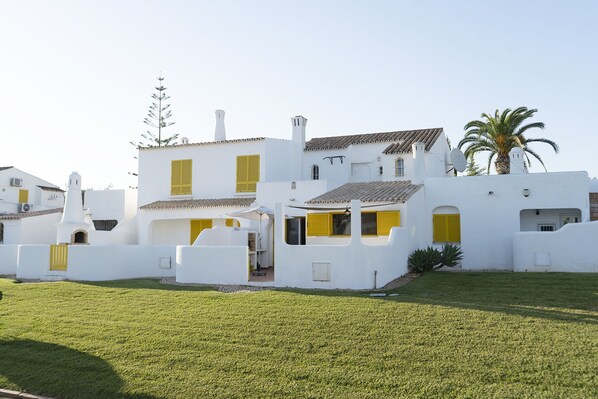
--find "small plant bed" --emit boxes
[0,273,596,398]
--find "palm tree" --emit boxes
[458,107,559,174]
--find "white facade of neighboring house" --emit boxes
[0,166,64,214]
[0,166,65,246]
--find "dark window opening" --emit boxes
[93,220,118,231]
[331,213,377,235]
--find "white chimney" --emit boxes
[292,115,307,148]
[214,109,226,141]
[180,137,189,145]
[60,172,84,224]
[509,147,526,174]
[411,142,426,184]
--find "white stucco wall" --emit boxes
[176,246,249,284]
[424,171,590,270]
[16,244,176,280]
[275,201,409,289]
[256,180,329,213]
[0,245,18,275]
[513,221,598,272]
[138,206,254,245]
[1,213,61,245]
[84,189,138,224]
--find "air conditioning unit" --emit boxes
[18,203,31,213]
[10,178,23,187]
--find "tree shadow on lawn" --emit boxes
[0,339,157,399]
[283,272,598,325]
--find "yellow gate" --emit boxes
[49,244,68,271]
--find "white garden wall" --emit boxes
[16,245,176,281]
[0,245,18,275]
[513,221,598,272]
[176,246,248,285]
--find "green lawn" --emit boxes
[0,273,596,399]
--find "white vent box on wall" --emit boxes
[159,257,172,269]
[312,262,331,281]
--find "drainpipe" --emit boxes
[374,270,378,289]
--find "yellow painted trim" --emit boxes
[18,189,29,204]
[236,154,260,193]
[171,159,192,195]
[49,244,68,271]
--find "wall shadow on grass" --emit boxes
[282,272,598,325]
[74,278,216,292]
[0,339,157,399]
[383,272,598,325]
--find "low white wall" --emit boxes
[513,221,598,272]
[0,245,18,275]
[16,245,51,279]
[275,201,409,289]
[16,245,176,280]
[67,245,176,280]
[176,246,248,284]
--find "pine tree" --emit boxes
[131,75,179,149]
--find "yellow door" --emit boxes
[190,219,213,244]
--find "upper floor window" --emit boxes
[395,158,405,177]
[311,165,319,180]
[171,159,192,195]
[236,155,260,193]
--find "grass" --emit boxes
[0,273,596,399]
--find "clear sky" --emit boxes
[1,0,597,190]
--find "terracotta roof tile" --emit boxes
[138,138,265,151]
[304,128,443,152]
[140,197,256,210]
[37,185,65,193]
[0,207,63,220]
[306,181,422,204]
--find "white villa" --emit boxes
[2,111,598,286]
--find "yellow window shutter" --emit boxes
[307,213,330,236]
[236,156,248,192]
[18,189,29,203]
[376,211,400,235]
[248,155,260,192]
[447,214,461,243]
[433,214,447,242]
[181,160,192,195]
[226,218,240,227]
[236,155,260,193]
[171,160,192,195]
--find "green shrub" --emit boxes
[409,246,441,273]
[408,244,463,272]
[440,244,463,268]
